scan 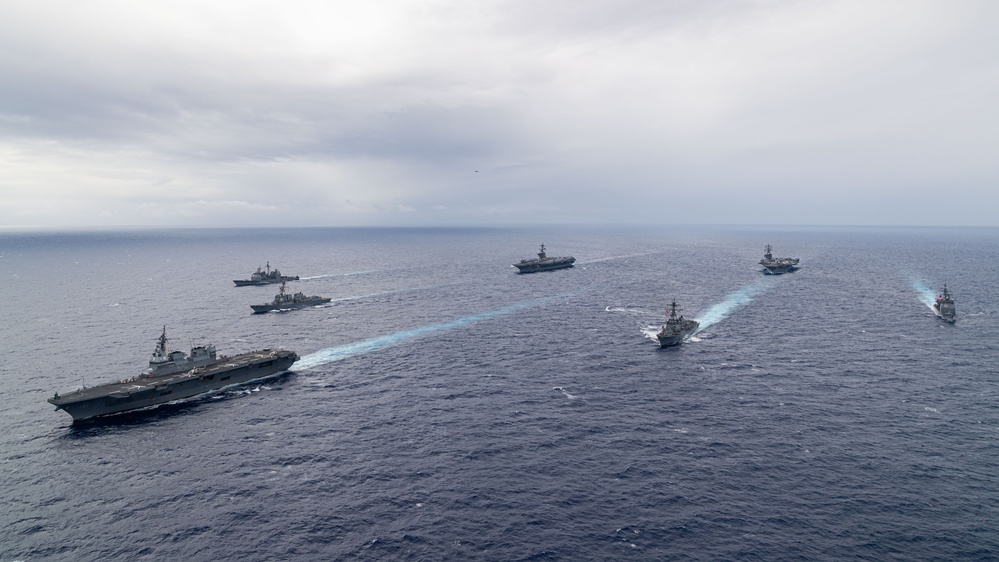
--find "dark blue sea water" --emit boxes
[2,226,998,561]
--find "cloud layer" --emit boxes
[2,0,997,227]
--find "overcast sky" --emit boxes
[1,0,997,228]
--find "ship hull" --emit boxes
[48,350,298,421]
[657,321,699,348]
[933,306,956,323]
[513,260,575,274]
[657,330,695,347]
[233,276,299,286]
[762,265,798,275]
[251,298,331,313]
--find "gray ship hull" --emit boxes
[933,306,956,323]
[48,349,298,421]
[233,276,298,287]
[513,259,575,274]
[932,286,956,323]
[761,264,798,275]
[657,321,699,348]
[251,298,331,313]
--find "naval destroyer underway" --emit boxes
[48,327,298,421]
[657,300,700,348]
[759,244,800,275]
[233,262,299,286]
[513,244,576,273]
[933,285,956,323]
[251,281,331,313]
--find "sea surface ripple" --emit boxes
[1,226,998,561]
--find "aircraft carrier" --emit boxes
[48,328,298,421]
[513,243,576,274]
[759,244,800,275]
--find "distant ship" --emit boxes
[234,262,299,286]
[657,300,699,348]
[48,327,298,422]
[933,285,956,323]
[513,244,576,274]
[251,281,331,313]
[759,244,800,275]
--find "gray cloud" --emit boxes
[1,0,997,227]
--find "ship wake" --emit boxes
[693,278,775,333]
[640,326,660,342]
[577,252,657,265]
[910,279,938,311]
[330,285,433,304]
[300,270,379,280]
[294,296,565,371]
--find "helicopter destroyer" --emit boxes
[234,262,299,286]
[759,244,800,275]
[48,327,298,421]
[933,285,956,323]
[513,244,576,274]
[251,281,331,313]
[657,300,700,348]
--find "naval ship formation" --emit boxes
[46,239,968,420]
[933,285,957,323]
[48,327,298,422]
[251,281,332,313]
[759,244,799,275]
[234,262,299,286]
[657,300,700,348]
[513,244,576,273]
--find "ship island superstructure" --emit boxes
[234,262,300,286]
[48,328,298,421]
[759,245,800,275]
[513,244,576,274]
[657,300,699,348]
[250,281,331,313]
[933,285,956,323]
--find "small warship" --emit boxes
[513,244,576,274]
[657,300,700,348]
[234,262,299,286]
[759,244,800,275]
[251,281,331,313]
[48,327,298,421]
[933,285,956,323]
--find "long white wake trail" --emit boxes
[693,278,775,334]
[294,297,563,371]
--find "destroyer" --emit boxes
[251,281,331,313]
[657,300,699,348]
[759,244,799,275]
[234,262,299,286]
[933,285,956,323]
[513,244,576,273]
[48,327,298,421]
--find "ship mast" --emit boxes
[149,325,170,365]
[666,300,682,324]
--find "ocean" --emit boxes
[1,226,997,561]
